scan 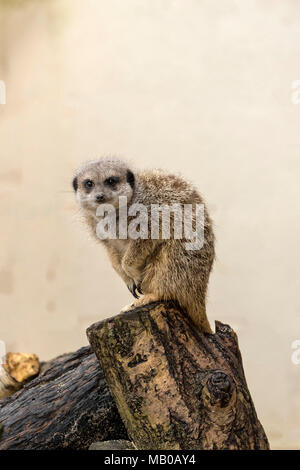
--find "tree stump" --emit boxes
[87,301,269,450]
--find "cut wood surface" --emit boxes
[87,301,269,450]
[0,367,21,400]
[0,353,40,399]
[0,346,127,450]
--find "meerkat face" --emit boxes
[72,157,135,212]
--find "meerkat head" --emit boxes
[72,157,135,212]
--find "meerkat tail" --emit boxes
[177,297,213,334]
[186,306,212,333]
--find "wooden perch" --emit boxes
[0,301,269,450]
[87,301,269,450]
[0,347,127,450]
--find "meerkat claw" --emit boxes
[127,280,140,299]
[136,281,143,295]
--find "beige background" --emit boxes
[0,0,299,449]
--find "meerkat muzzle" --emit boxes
[95,194,104,203]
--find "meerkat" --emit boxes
[72,157,215,333]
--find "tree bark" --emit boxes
[87,301,269,450]
[0,346,127,450]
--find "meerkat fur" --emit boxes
[73,157,215,333]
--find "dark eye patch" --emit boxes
[83,179,95,190]
[126,170,135,188]
[104,176,119,187]
[72,177,78,192]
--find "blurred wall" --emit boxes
[0,0,300,449]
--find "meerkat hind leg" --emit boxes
[120,294,162,313]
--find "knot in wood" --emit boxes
[206,371,233,408]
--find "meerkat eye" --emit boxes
[83,179,94,190]
[104,176,119,187]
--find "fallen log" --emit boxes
[87,301,269,450]
[0,346,127,450]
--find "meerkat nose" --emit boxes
[95,194,104,203]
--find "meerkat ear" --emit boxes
[126,170,135,188]
[72,176,78,192]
